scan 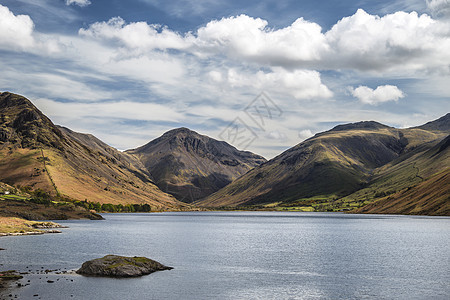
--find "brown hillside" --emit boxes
[198,118,448,210]
[0,92,186,210]
[353,170,449,216]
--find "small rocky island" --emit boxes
[76,255,173,277]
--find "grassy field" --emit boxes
[0,216,60,234]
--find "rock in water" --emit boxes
[76,255,173,277]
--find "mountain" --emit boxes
[415,113,450,132]
[198,116,449,215]
[0,92,186,210]
[351,135,449,215]
[126,128,266,202]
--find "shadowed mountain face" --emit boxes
[198,115,449,212]
[0,92,186,210]
[0,92,64,150]
[415,113,450,131]
[126,128,266,202]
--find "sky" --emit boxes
[0,0,449,158]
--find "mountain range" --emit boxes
[0,92,448,215]
[198,114,449,215]
[0,92,265,210]
[0,92,184,210]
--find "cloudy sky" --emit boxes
[1,0,449,158]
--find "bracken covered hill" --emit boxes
[0,92,187,210]
[199,115,449,215]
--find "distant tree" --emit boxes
[142,204,151,212]
[93,202,102,212]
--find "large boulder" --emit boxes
[76,255,173,277]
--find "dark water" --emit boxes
[1,212,449,299]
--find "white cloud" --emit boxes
[79,17,191,51]
[0,4,61,54]
[325,9,450,73]
[0,4,35,50]
[76,10,450,76]
[195,14,327,63]
[1,4,449,158]
[228,11,447,73]
[221,68,332,100]
[191,10,450,74]
[350,85,405,105]
[426,0,450,18]
[66,0,91,7]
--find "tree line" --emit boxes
[17,186,152,213]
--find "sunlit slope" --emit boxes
[351,135,449,215]
[199,119,448,209]
[0,92,186,210]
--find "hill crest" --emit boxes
[127,127,266,202]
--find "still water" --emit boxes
[1,212,449,299]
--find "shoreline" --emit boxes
[0,217,65,238]
[0,268,79,298]
[0,230,62,237]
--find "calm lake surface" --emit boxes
[1,212,449,299]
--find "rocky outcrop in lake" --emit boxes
[76,255,173,277]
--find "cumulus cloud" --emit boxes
[195,14,327,64]
[1,3,448,158]
[0,4,35,50]
[216,68,333,100]
[325,9,450,72]
[0,4,61,54]
[350,85,405,105]
[66,0,91,7]
[79,17,191,51]
[81,10,450,75]
[426,0,450,18]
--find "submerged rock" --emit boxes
[76,255,173,277]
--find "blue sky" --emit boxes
[0,0,449,158]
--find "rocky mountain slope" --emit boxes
[0,92,186,210]
[198,115,449,215]
[126,128,266,202]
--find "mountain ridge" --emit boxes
[1,91,448,215]
[0,92,186,210]
[126,127,266,202]
[198,114,449,215]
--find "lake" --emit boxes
[1,212,449,299]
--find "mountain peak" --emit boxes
[0,92,63,149]
[127,128,266,202]
[0,92,184,210]
[162,127,199,137]
[0,92,35,110]
[329,121,390,132]
[416,113,450,132]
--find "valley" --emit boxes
[0,92,448,220]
